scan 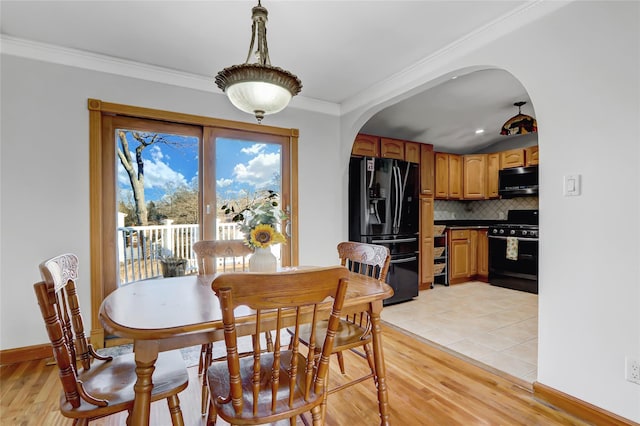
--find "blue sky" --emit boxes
[216,138,281,202]
[116,131,281,204]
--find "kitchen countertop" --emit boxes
[446,225,491,230]
[434,219,503,228]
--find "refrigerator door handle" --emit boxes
[397,162,409,227]
[391,256,417,264]
[367,157,375,192]
[393,164,401,233]
[371,237,417,244]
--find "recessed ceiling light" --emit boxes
[475,129,485,134]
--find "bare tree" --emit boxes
[117,131,184,225]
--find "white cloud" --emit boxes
[233,152,280,188]
[240,143,266,155]
[117,146,187,190]
[217,178,233,188]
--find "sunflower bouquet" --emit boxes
[221,190,287,249]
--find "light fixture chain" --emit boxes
[245,20,258,64]
[258,23,270,65]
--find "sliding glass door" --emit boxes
[203,127,292,266]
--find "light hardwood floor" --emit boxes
[0,324,589,425]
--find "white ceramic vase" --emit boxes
[249,247,277,272]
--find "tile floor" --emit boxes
[381,281,538,383]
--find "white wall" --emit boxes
[0,56,344,350]
[1,0,638,422]
[341,1,639,421]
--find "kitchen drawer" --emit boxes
[450,229,470,240]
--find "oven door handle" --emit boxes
[390,256,417,264]
[371,237,417,244]
[488,235,538,241]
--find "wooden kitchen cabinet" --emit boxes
[435,153,462,199]
[449,227,488,284]
[463,154,487,199]
[500,148,525,169]
[405,142,421,163]
[469,230,478,275]
[420,197,434,289]
[525,145,539,166]
[420,144,434,196]
[352,134,380,157]
[381,138,405,160]
[449,154,462,199]
[487,153,500,198]
[477,229,489,281]
[434,152,449,198]
[449,229,470,283]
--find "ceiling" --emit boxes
[1,1,539,153]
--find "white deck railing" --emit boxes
[117,220,243,285]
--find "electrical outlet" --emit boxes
[626,357,640,385]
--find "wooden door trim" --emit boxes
[88,99,299,347]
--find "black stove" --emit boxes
[489,210,539,239]
[488,209,539,294]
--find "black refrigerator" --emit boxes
[348,156,419,305]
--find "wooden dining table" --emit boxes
[99,268,394,426]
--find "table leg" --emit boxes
[369,300,390,426]
[130,340,159,426]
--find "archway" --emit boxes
[343,68,540,384]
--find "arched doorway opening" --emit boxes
[348,68,540,384]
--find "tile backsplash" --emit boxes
[434,197,538,220]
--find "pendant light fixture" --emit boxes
[500,101,538,136]
[215,1,302,123]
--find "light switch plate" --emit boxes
[563,174,581,196]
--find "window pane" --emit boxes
[115,129,199,283]
[215,137,283,263]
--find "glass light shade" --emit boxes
[226,81,293,118]
[500,114,538,135]
[216,63,302,122]
[500,101,537,136]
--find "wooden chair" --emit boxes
[293,241,390,395]
[193,239,252,275]
[35,253,189,425]
[206,266,350,426]
[193,239,273,415]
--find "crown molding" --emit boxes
[341,0,574,116]
[0,35,340,116]
[1,1,570,120]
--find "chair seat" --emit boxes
[296,319,371,353]
[207,351,323,424]
[61,350,189,419]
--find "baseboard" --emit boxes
[0,343,52,365]
[533,382,638,426]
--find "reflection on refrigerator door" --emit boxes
[348,157,419,239]
[385,252,419,306]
